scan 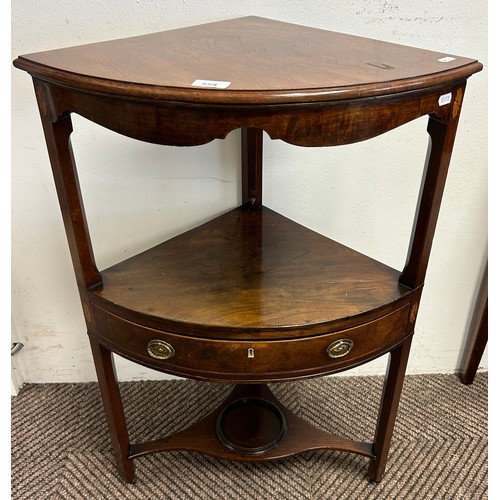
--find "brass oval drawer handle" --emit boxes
[326,339,353,359]
[147,339,176,360]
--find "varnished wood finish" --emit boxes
[26,80,467,147]
[89,337,135,483]
[368,335,413,482]
[89,207,412,338]
[14,16,481,484]
[460,298,487,384]
[90,303,409,382]
[33,81,101,329]
[129,384,374,461]
[34,83,101,291]
[241,128,263,208]
[400,106,465,289]
[459,265,488,384]
[13,17,480,104]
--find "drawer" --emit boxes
[90,304,409,382]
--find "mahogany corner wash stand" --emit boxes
[14,17,482,483]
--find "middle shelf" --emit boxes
[89,206,413,340]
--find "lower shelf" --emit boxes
[128,383,374,462]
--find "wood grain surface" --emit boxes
[90,207,413,338]
[13,16,482,104]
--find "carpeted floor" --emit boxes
[11,372,487,499]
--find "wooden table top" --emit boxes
[13,16,482,104]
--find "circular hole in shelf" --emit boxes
[216,397,287,455]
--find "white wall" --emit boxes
[11,1,488,384]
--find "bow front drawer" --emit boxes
[90,304,409,382]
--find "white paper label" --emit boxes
[438,56,456,63]
[191,79,231,89]
[438,93,452,106]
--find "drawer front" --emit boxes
[91,304,409,382]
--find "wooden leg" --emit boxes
[89,335,136,483]
[241,127,263,208]
[459,298,487,384]
[368,336,412,482]
[459,264,488,385]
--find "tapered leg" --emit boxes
[459,264,488,385]
[89,335,136,483]
[368,336,413,482]
[459,298,487,384]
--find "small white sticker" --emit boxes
[191,79,231,89]
[438,93,452,106]
[438,56,456,63]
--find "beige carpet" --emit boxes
[11,372,487,499]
